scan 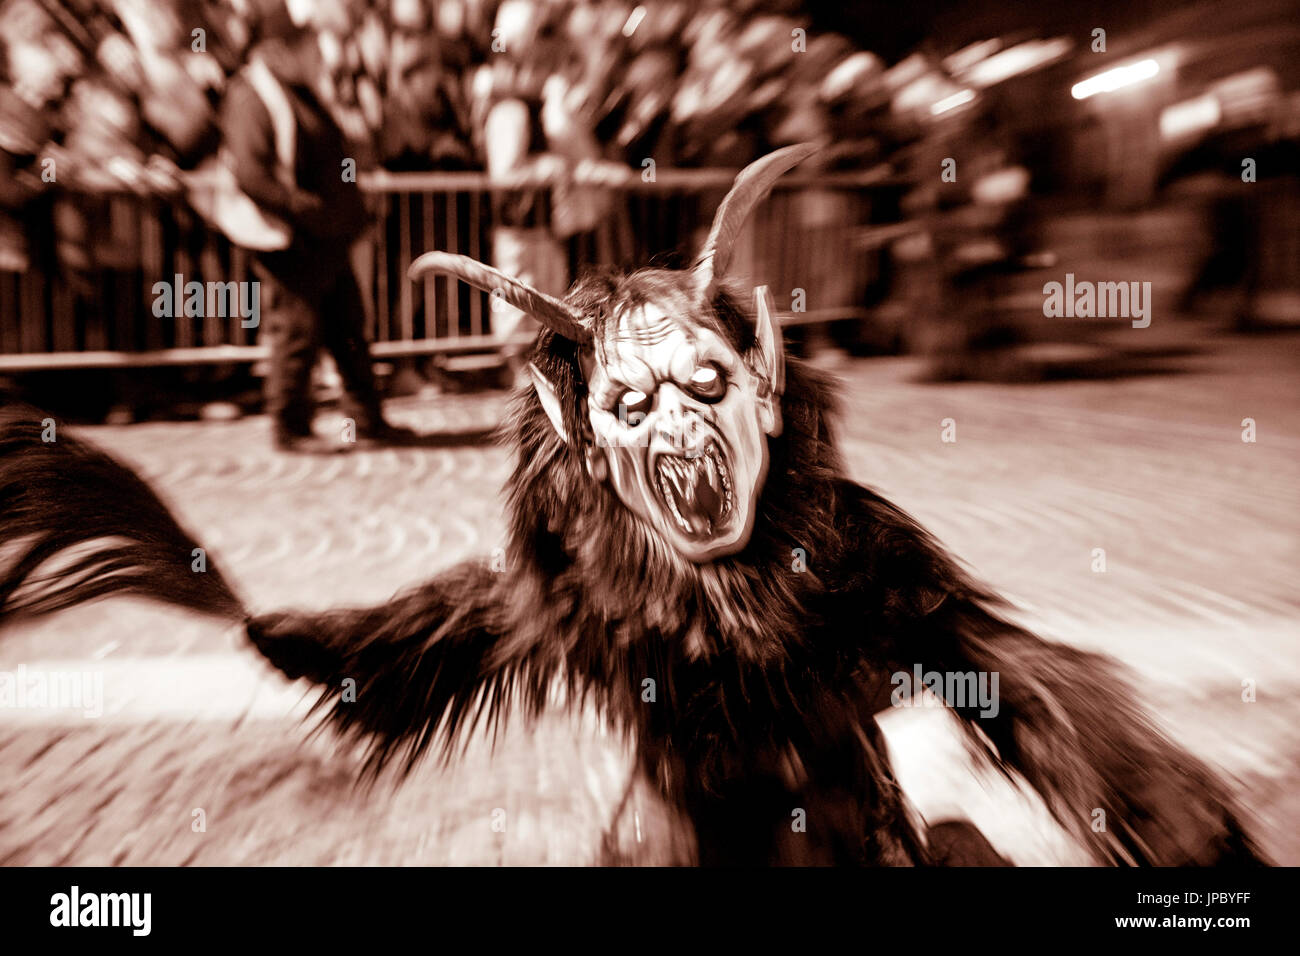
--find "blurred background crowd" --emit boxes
[0,0,901,190]
[0,0,1298,419]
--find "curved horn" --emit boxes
[694,142,822,300]
[408,252,591,344]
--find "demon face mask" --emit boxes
[409,143,817,563]
[576,285,784,561]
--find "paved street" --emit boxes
[1,327,1297,865]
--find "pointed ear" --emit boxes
[527,362,569,444]
[753,286,784,438]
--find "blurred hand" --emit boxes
[573,158,629,187]
[143,155,183,195]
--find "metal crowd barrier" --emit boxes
[0,168,897,372]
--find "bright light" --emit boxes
[965,38,1073,89]
[943,39,1001,76]
[1071,59,1160,100]
[930,88,976,115]
[622,5,646,37]
[1159,94,1221,139]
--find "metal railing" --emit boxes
[0,168,899,372]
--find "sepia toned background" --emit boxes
[1,0,1298,864]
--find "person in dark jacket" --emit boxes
[221,3,412,452]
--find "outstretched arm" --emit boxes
[847,482,1264,865]
[931,601,1262,865]
[246,561,552,776]
[0,405,542,778]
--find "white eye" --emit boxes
[617,389,651,418]
[686,363,726,401]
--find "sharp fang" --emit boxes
[705,445,733,517]
[658,469,692,534]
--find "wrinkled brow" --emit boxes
[596,305,691,365]
[619,306,694,347]
[591,317,698,403]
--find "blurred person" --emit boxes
[377,4,473,170]
[107,0,217,164]
[470,1,574,357]
[0,0,78,114]
[0,37,52,277]
[541,62,631,277]
[219,0,413,452]
[1161,117,1298,330]
[905,89,1043,381]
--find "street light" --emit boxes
[1071,59,1160,100]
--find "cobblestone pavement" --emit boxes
[1,328,1297,865]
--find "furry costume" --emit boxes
[0,145,1263,866]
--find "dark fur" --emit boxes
[0,273,1265,865]
[0,413,243,621]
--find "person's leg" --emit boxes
[256,256,320,444]
[1235,189,1264,331]
[319,261,386,436]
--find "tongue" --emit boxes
[679,476,721,532]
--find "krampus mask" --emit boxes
[409,145,808,564]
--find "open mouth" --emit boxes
[653,441,733,538]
